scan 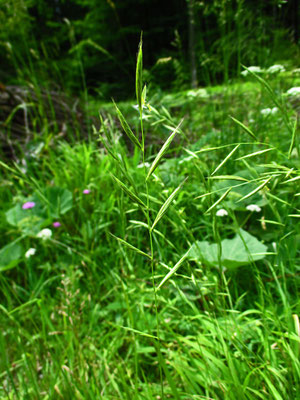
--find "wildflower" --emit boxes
[241,66,263,76]
[246,204,261,213]
[286,87,300,96]
[261,107,278,117]
[83,189,91,194]
[53,221,61,228]
[267,64,285,74]
[22,201,36,210]
[216,209,228,217]
[261,108,272,117]
[137,162,150,169]
[25,248,36,258]
[37,228,52,240]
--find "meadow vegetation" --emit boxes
[0,2,300,398]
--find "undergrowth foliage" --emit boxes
[0,39,299,399]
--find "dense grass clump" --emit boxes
[0,41,299,399]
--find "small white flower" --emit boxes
[286,87,300,96]
[216,209,228,217]
[137,162,150,169]
[37,228,52,240]
[267,64,285,74]
[246,204,261,213]
[241,66,263,76]
[271,107,279,115]
[261,108,272,116]
[25,248,36,258]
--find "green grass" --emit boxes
[0,52,300,399]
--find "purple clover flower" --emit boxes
[22,201,36,210]
[53,221,61,228]
[83,189,91,194]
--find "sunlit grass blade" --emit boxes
[235,148,275,160]
[229,116,258,141]
[136,35,143,111]
[146,120,183,180]
[209,175,248,181]
[211,144,240,176]
[151,179,186,231]
[113,101,142,150]
[288,118,297,159]
[204,188,231,214]
[156,249,190,291]
[111,174,147,208]
[109,233,151,259]
[237,177,272,202]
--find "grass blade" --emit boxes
[204,188,232,214]
[136,35,143,111]
[156,249,190,291]
[211,144,240,176]
[114,101,142,150]
[109,233,151,259]
[111,174,147,208]
[230,116,258,141]
[237,177,272,202]
[146,120,183,180]
[151,179,186,231]
[288,118,297,159]
[235,148,275,160]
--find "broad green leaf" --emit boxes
[189,229,268,269]
[0,242,23,271]
[44,187,73,217]
[6,199,45,235]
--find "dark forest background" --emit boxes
[1,0,299,100]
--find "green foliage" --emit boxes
[0,38,299,399]
[189,229,268,269]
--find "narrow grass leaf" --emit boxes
[211,144,240,176]
[205,188,232,214]
[236,148,274,160]
[136,35,143,111]
[113,101,142,150]
[238,177,272,202]
[288,118,297,159]
[109,233,151,259]
[230,116,258,141]
[146,120,183,180]
[156,249,190,291]
[151,179,186,231]
[209,175,248,181]
[111,174,146,208]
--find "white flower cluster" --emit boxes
[267,64,285,74]
[25,248,36,258]
[246,204,261,213]
[216,209,228,217]
[260,107,279,117]
[286,87,300,97]
[37,228,52,240]
[241,66,263,76]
